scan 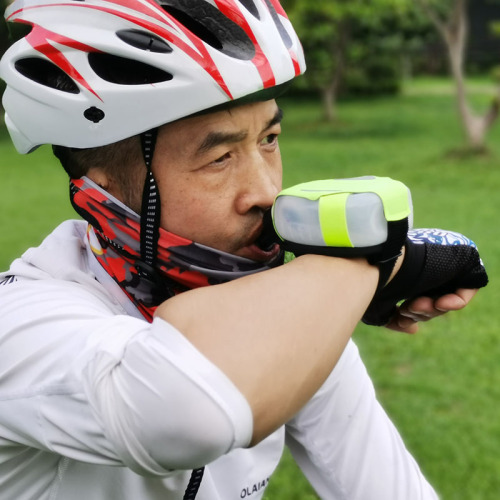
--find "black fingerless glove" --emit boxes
[362,229,489,326]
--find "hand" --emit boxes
[384,288,478,334]
[362,228,488,327]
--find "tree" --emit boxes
[0,0,10,114]
[415,0,500,152]
[282,1,347,121]
[282,0,413,121]
[0,0,9,58]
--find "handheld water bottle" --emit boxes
[259,176,413,287]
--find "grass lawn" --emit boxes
[266,81,500,499]
[1,78,499,499]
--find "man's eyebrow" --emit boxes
[196,107,284,156]
[265,107,284,130]
[196,130,248,156]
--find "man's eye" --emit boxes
[262,134,278,146]
[210,152,231,166]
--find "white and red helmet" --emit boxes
[0,0,305,153]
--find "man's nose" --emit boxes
[235,153,281,214]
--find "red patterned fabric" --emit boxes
[70,177,283,321]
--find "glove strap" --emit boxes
[367,218,408,291]
[362,237,426,326]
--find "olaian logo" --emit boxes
[0,276,17,286]
[240,477,270,498]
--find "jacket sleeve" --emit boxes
[284,340,438,500]
[0,279,252,476]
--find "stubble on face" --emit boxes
[151,100,284,260]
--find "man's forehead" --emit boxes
[157,100,281,149]
[166,99,279,128]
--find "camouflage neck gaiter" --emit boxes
[70,177,283,322]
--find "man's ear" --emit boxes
[87,168,126,203]
[86,167,111,191]
[87,168,125,201]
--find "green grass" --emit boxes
[269,82,500,499]
[0,127,74,270]
[1,78,500,499]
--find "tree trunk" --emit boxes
[321,85,337,122]
[320,19,349,122]
[401,53,413,82]
[444,0,487,150]
[418,0,499,152]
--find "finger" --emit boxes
[434,288,478,312]
[400,296,444,319]
[385,313,420,334]
[401,289,477,318]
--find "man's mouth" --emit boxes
[239,211,281,262]
[255,210,280,252]
[240,242,281,262]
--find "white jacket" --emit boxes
[0,221,438,500]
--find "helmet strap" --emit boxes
[138,128,161,283]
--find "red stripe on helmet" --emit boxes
[15,19,103,99]
[289,49,301,76]
[101,0,233,97]
[267,0,287,18]
[9,1,233,99]
[214,0,276,88]
[263,0,302,77]
[103,0,169,23]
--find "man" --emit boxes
[0,1,487,499]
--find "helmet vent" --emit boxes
[14,57,80,93]
[157,0,255,60]
[116,30,173,53]
[264,0,292,49]
[88,53,173,85]
[161,5,223,50]
[239,0,260,19]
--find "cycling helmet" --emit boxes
[0,0,305,153]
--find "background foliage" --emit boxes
[1,78,499,499]
[267,79,500,499]
[1,1,500,499]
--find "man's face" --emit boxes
[152,99,283,262]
